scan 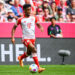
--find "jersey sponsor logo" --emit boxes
[27,23,31,29]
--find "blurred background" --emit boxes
[0,0,75,23]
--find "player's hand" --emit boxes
[11,38,15,44]
[40,27,44,32]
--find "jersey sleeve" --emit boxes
[35,16,38,23]
[16,18,21,25]
[58,25,62,33]
[48,26,51,35]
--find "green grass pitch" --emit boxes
[0,65,75,75]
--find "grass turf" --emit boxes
[0,65,75,75]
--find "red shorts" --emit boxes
[22,39,35,47]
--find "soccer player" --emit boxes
[48,17,63,38]
[11,4,45,73]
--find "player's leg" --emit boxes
[28,42,45,73]
[18,39,32,67]
[28,43,40,67]
[18,48,32,60]
[18,48,31,67]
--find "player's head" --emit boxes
[23,4,31,17]
[50,17,56,25]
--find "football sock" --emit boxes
[20,52,28,60]
[32,53,40,68]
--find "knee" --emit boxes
[27,51,31,56]
[32,47,37,53]
[27,52,31,56]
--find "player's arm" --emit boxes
[48,31,56,38]
[59,26,63,38]
[11,24,18,44]
[50,34,56,38]
[48,26,56,38]
[36,23,44,32]
[11,18,21,44]
[35,16,44,32]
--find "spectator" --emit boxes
[19,0,34,6]
[5,0,14,5]
[59,0,67,19]
[70,13,75,22]
[51,1,57,16]
[67,0,71,7]
[39,0,52,15]
[11,0,23,19]
[19,0,25,7]
[7,15,15,22]
[60,0,67,7]
[66,0,75,21]
[0,0,74,23]
[54,0,60,6]
[0,1,7,17]
[6,9,16,22]
[0,15,6,22]
[55,7,67,22]
[43,8,52,21]
[36,8,45,22]
[48,17,63,38]
[37,7,43,15]
[58,16,64,22]
[35,0,43,8]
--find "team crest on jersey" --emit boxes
[27,40,30,43]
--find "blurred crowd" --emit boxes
[0,0,75,23]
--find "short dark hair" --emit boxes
[44,7,49,10]
[23,4,31,10]
[51,1,56,4]
[58,7,62,11]
[50,17,56,21]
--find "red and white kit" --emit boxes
[17,16,37,47]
